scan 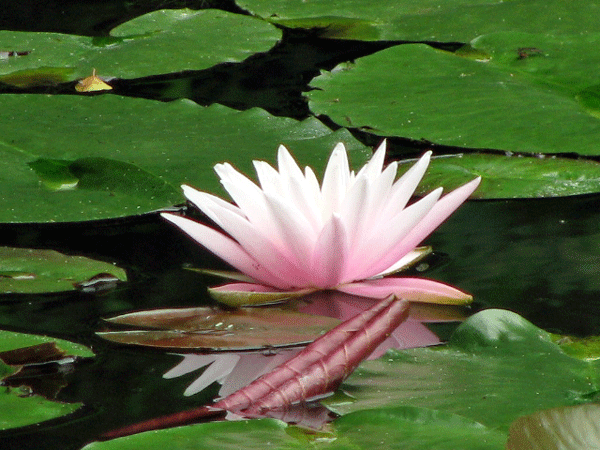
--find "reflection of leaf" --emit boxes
[98,306,341,351]
[0,247,126,294]
[506,404,600,450]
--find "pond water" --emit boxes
[2,2,600,449]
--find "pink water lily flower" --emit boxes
[161,141,480,306]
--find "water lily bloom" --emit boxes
[161,141,480,306]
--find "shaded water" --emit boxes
[3,2,600,449]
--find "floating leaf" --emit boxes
[239,0,600,42]
[98,306,341,351]
[400,153,600,199]
[0,95,368,223]
[309,44,600,155]
[0,247,126,294]
[0,9,280,83]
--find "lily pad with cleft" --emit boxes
[0,94,369,223]
[0,9,281,86]
[309,43,600,156]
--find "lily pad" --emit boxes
[400,153,600,199]
[0,94,369,223]
[97,306,341,351]
[336,309,600,432]
[240,0,600,41]
[0,9,280,85]
[309,44,600,155]
[0,329,92,430]
[0,247,126,294]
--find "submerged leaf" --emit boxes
[98,306,340,351]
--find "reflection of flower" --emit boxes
[162,141,480,302]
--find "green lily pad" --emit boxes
[0,9,280,85]
[506,404,600,450]
[0,94,369,223]
[330,406,506,450]
[399,153,600,199]
[0,247,126,294]
[0,330,92,430]
[309,44,600,155]
[0,329,94,357]
[337,309,600,432]
[97,306,340,351]
[240,0,600,41]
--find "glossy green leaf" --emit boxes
[0,95,369,223]
[0,9,280,85]
[0,329,94,357]
[82,419,294,450]
[97,306,340,351]
[336,309,600,431]
[309,44,600,155]
[506,404,600,450]
[0,330,92,430]
[1,389,82,431]
[399,153,600,199]
[0,247,126,294]
[330,406,506,450]
[240,0,600,41]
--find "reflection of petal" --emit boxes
[183,353,240,397]
[163,354,216,379]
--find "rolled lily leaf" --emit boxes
[99,295,410,440]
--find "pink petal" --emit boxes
[310,214,348,288]
[367,176,481,277]
[337,277,472,304]
[161,213,290,289]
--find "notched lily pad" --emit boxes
[97,306,341,351]
[0,247,127,294]
[400,153,600,199]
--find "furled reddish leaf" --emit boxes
[100,295,409,440]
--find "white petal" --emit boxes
[379,151,432,223]
[321,142,350,216]
[356,140,386,179]
[253,160,282,196]
[277,145,305,181]
[263,192,317,268]
[346,187,442,281]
